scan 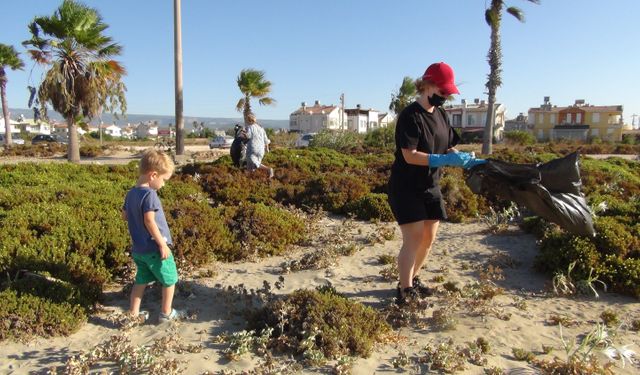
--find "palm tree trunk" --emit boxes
[243,95,252,125]
[0,69,12,146]
[482,2,502,155]
[67,115,80,163]
[174,0,184,155]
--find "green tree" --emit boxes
[389,76,417,114]
[0,44,25,146]
[482,0,539,155]
[235,69,276,125]
[23,0,126,163]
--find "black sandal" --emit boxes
[412,276,434,297]
[395,286,419,306]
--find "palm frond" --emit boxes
[258,97,276,106]
[0,44,25,70]
[506,7,525,22]
[236,98,246,112]
[485,8,498,26]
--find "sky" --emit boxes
[2,0,640,125]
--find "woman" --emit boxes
[387,62,485,305]
[244,114,274,178]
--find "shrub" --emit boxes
[440,168,484,222]
[222,202,307,260]
[593,216,638,258]
[309,130,364,151]
[247,288,391,359]
[0,288,85,341]
[534,230,601,280]
[344,193,394,221]
[363,125,395,152]
[504,131,536,146]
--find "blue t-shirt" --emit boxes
[123,186,173,254]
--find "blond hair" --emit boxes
[139,149,174,175]
[415,78,436,94]
[246,113,257,124]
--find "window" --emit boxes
[539,114,544,124]
[592,113,600,123]
[576,113,582,124]
[467,115,475,125]
[566,114,572,124]
[550,114,556,124]
[591,129,599,137]
[452,114,462,126]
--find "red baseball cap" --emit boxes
[422,62,460,95]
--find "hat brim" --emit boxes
[439,82,460,96]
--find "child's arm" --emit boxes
[143,211,171,260]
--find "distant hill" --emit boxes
[8,108,289,130]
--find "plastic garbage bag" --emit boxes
[230,124,247,168]
[466,152,595,237]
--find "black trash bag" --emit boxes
[230,124,247,168]
[466,152,595,237]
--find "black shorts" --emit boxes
[387,185,447,225]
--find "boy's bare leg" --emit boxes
[129,284,147,315]
[161,285,175,315]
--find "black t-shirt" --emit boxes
[389,102,460,193]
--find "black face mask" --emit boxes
[428,93,447,107]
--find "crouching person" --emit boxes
[122,149,185,323]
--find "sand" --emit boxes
[1,215,638,374]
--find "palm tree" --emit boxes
[389,76,417,114]
[23,0,126,163]
[235,69,276,125]
[482,0,539,155]
[0,44,24,146]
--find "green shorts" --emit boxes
[132,252,179,287]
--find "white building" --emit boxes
[378,112,394,128]
[136,122,159,139]
[102,124,122,137]
[0,118,21,134]
[289,100,344,133]
[121,126,135,139]
[345,105,379,133]
[443,99,507,141]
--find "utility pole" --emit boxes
[632,114,638,129]
[174,0,184,155]
[340,93,345,130]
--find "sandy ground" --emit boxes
[1,216,638,374]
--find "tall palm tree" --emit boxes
[0,44,25,146]
[482,0,539,155]
[389,76,417,114]
[23,0,127,163]
[236,69,276,125]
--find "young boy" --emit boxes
[122,149,184,323]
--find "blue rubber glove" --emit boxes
[428,152,473,168]
[464,158,487,169]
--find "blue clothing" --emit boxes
[123,186,172,254]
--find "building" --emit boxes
[136,122,159,139]
[102,124,122,137]
[528,97,624,142]
[443,99,506,141]
[345,105,380,133]
[378,112,395,128]
[289,100,343,133]
[504,113,530,132]
[121,126,135,139]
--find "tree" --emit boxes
[23,0,126,163]
[482,0,539,155]
[235,69,276,125]
[0,44,25,146]
[389,76,417,114]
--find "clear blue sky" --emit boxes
[3,0,640,125]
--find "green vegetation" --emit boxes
[247,288,391,360]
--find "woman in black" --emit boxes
[387,62,484,305]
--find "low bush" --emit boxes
[222,202,307,260]
[344,193,394,221]
[504,131,536,146]
[0,288,85,341]
[247,288,391,359]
